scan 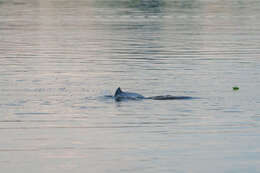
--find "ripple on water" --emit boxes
[1,0,260,172]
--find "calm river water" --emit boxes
[1,0,260,172]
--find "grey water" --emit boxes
[1,0,260,172]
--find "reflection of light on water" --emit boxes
[44,150,88,159]
[1,0,260,172]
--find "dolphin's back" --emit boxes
[147,95,192,100]
[114,87,144,101]
[114,87,192,101]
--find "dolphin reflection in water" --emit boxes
[113,87,193,101]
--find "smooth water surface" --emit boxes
[1,0,260,172]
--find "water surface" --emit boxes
[1,0,260,172]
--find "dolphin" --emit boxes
[114,87,193,101]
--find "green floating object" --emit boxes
[233,86,239,91]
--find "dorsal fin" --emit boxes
[114,87,122,97]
